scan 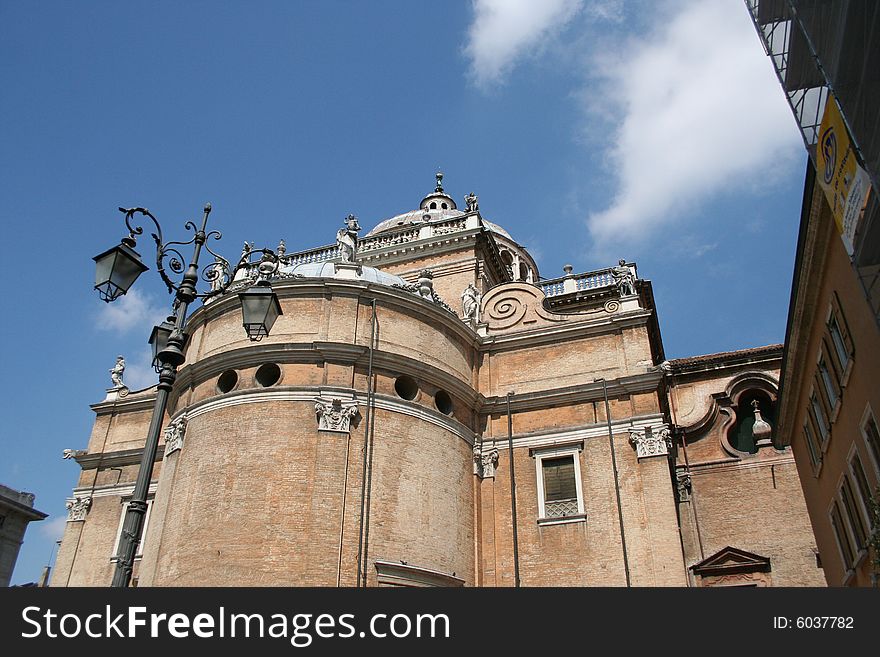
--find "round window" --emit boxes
[394,375,419,401]
[217,370,238,394]
[435,390,454,416]
[255,363,282,387]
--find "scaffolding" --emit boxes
[746,0,880,323]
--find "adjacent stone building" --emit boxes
[53,177,825,586]
[0,483,47,587]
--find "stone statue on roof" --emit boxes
[337,214,361,263]
[110,355,126,389]
[612,259,637,297]
[461,283,480,322]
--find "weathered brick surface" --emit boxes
[681,460,825,586]
[669,352,827,586]
[483,432,685,586]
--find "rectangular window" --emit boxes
[542,456,578,517]
[810,392,830,447]
[830,500,855,571]
[849,451,875,531]
[111,498,153,561]
[861,407,880,478]
[828,314,850,373]
[818,354,839,409]
[840,476,868,552]
[803,421,821,469]
[532,443,585,524]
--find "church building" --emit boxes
[53,175,825,587]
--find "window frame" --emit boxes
[828,499,857,581]
[816,346,841,420]
[531,442,586,526]
[802,418,822,474]
[825,294,854,385]
[848,447,875,532]
[808,388,831,452]
[837,471,868,557]
[860,404,880,481]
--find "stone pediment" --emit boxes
[691,546,771,577]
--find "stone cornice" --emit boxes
[358,227,482,264]
[73,446,165,470]
[172,342,480,409]
[91,390,159,414]
[186,276,480,348]
[481,371,665,413]
[172,387,477,447]
[669,345,782,380]
[72,481,159,499]
[777,174,834,445]
[0,496,48,521]
[487,414,666,451]
[676,453,795,476]
[480,308,653,350]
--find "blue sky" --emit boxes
[0,0,806,585]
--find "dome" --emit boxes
[365,208,464,236]
[277,260,408,287]
[482,218,512,241]
[365,171,515,242]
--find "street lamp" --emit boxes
[239,281,283,340]
[93,203,282,587]
[92,237,149,302]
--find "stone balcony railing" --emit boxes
[235,214,482,279]
[538,267,620,298]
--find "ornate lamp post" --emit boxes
[93,203,282,587]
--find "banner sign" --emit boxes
[816,95,871,255]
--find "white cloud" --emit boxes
[94,288,167,334]
[39,516,66,541]
[584,0,802,253]
[465,0,584,89]
[121,347,160,391]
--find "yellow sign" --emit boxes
[816,95,870,255]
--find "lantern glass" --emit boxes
[148,320,175,372]
[238,284,282,341]
[93,242,148,302]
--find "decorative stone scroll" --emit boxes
[480,282,571,332]
[473,442,499,479]
[315,397,360,433]
[164,415,188,455]
[629,425,672,459]
[66,496,92,522]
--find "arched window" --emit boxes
[727,390,776,454]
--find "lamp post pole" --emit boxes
[109,204,211,588]
[94,203,283,588]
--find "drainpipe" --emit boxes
[507,391,521,587]
[356,299,377,587]
[597,377,631,587]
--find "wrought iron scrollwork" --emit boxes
[116,206,280,300]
